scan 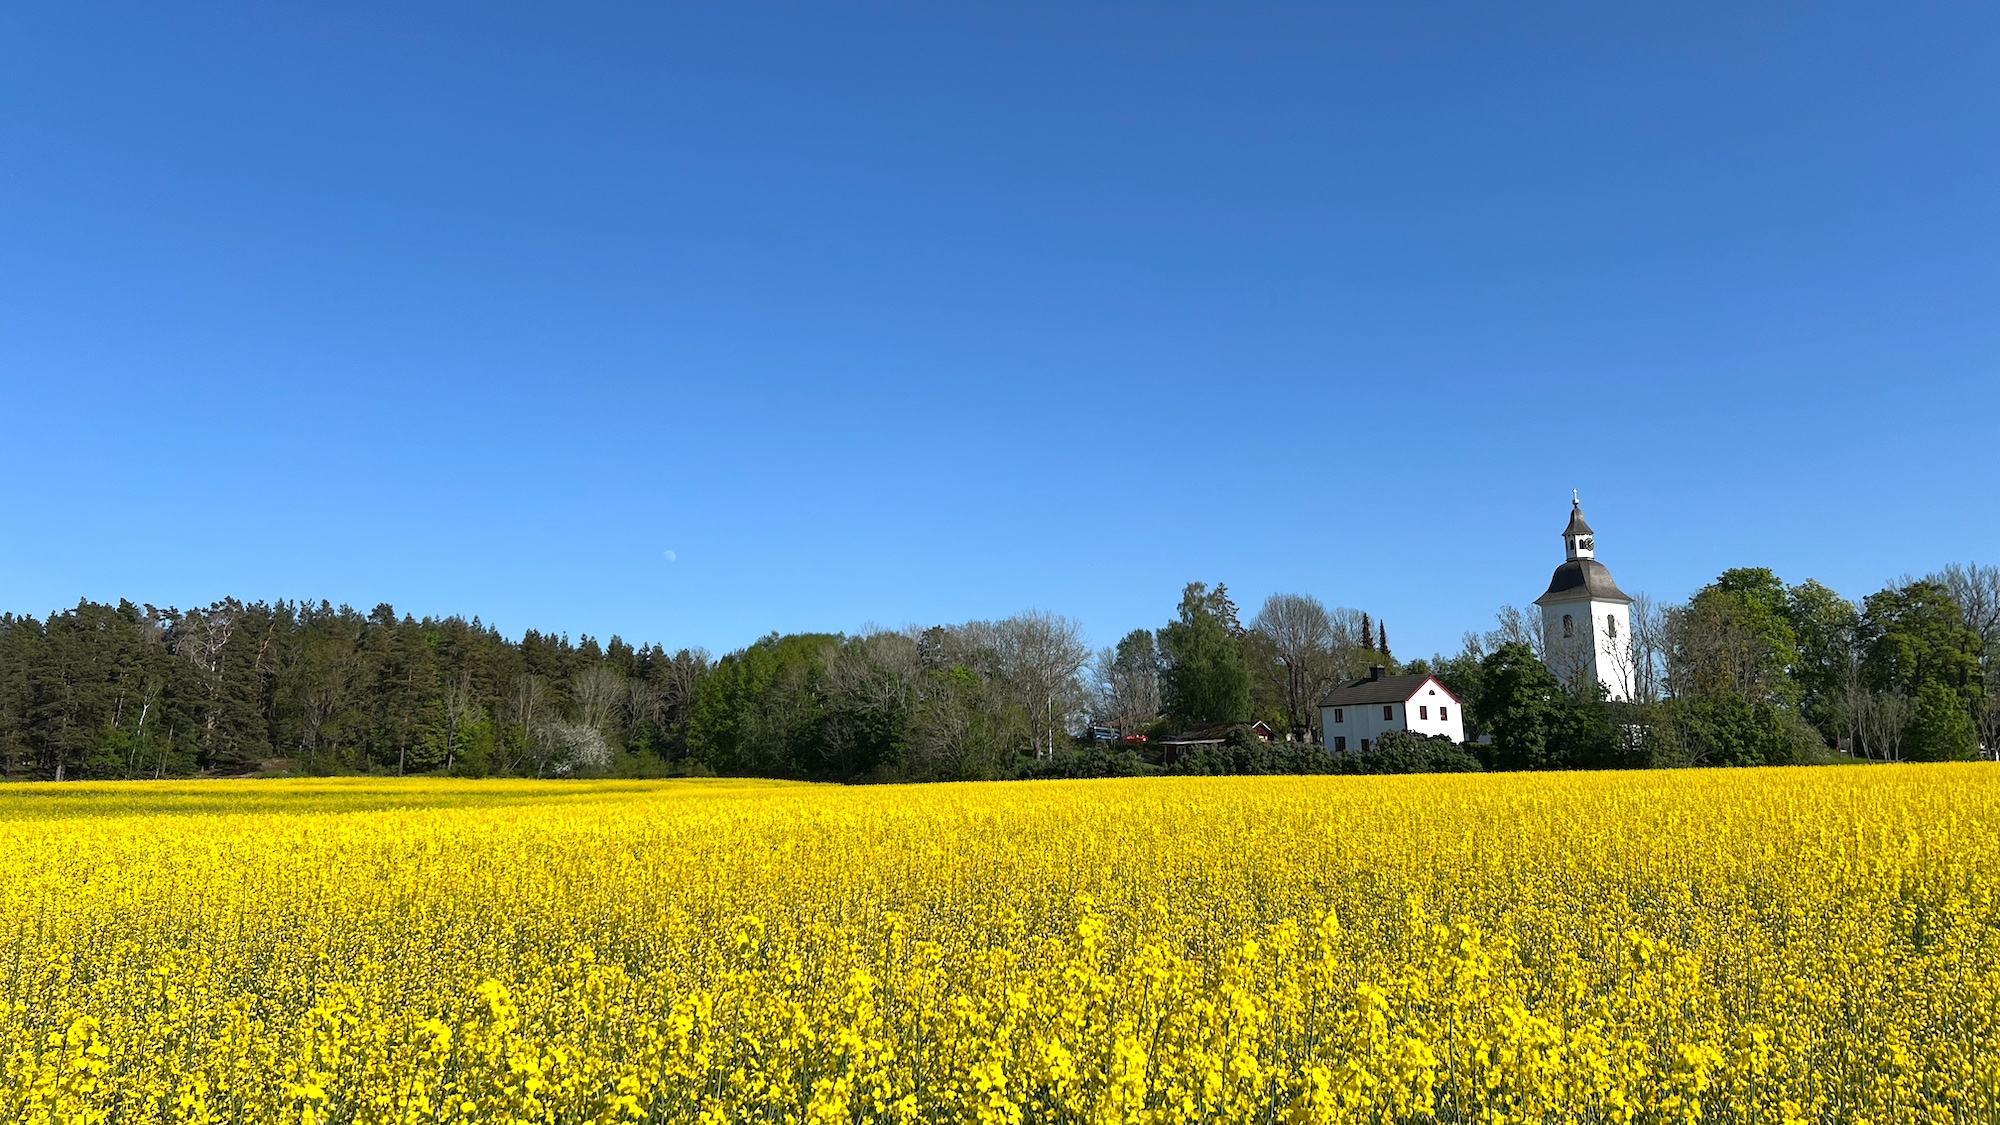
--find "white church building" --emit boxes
[1534,496,1636,700]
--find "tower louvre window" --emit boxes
[1563,614,1575,638]
[1606,615,1618,639]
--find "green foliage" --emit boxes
[1155,727,1483,777]
[452,715,496,777]
[12,600,202,780]
[1339,730,1483,774]
[1783,579,1859,740]
[1158,583,1252,727]
[1024,724,1356,780]
[1713,567,1790,619]
[1672,570,1801,704]
[1905,680,1979,762]
[1640,695,1822,768]
[814,636,919,780]
[688,629,1031,783]
[1860,580,1983,707]
[0,598,714,781]
[1014,744,1152,780]
[1471,643,1560,769]
[1472,643,1619,771]
[1236,628,1290,730]
[688,633,836,778]
[2,565,1986,784]
[1162,736,1332,777]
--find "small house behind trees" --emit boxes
[1158,721,1275,765]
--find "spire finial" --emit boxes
[1572,489,1579,507]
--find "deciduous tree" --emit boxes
[1160,583,1252,728]
[1250,594,1341,738]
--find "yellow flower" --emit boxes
[0,767,1992,1123]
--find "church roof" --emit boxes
[1535,558,1633,606]
[1564,502,1594,537]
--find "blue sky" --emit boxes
[2,2,1995,658]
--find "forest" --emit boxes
[0,563,1993,782]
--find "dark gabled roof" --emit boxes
[1316,674,1458,708]
[1535,558,1634,606]
[1564,501,1594,538]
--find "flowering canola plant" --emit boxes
[1,767,1996,1123]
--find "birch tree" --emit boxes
[572,663,626,732]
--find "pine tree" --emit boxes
[1213,584,1243,637]
[1379,621,1390,658]
[1360,612,1374,652]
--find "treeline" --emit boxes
[0,583,1389,783]
[0,600,711,781]
[1415,565,2000,770]
[1070,564,1997,775]
[0,563,1993,782]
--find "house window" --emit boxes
[1360,739,1370,752]
[1382,705,1394,720]
[1562,614,1575,638]
[1419,706,1428,720]
[1440,707,1448,721]
[1607,615,1618,639]
[1334,736,1347,751]
[1333,708,1344,723]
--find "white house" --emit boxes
[1317,667,1466,751]
[1534,496,1635,700]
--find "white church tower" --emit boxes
[1534,494,1635,700]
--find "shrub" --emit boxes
[1336,730,1484,775]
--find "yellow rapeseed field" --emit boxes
[2,767,1996,1124]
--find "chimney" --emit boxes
[1369,664,1385,681]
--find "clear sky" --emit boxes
[3,2,1995,659]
